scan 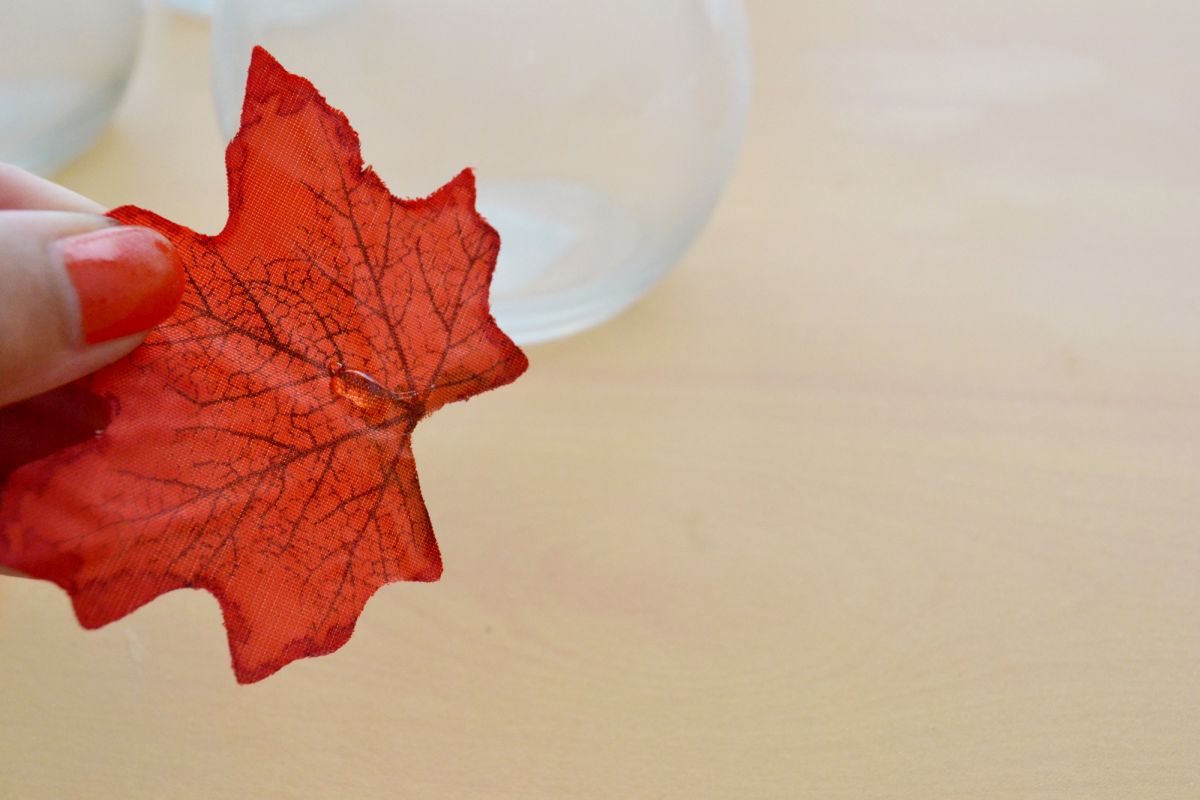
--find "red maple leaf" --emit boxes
[0,47,527,683]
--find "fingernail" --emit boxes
[57,226,184,345]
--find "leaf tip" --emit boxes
[240,44,321,128]
[429,167,479,211]
[247,45,287,86]
[412,557,443,583]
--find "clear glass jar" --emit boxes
[0,0,143,175]
[165,0,215,15]
[212,0,750,343]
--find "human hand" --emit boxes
[0,164,184,577]
[0,163,183,407]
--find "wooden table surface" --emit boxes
[3,2,1199,797]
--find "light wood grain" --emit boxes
[3,1,1199,797]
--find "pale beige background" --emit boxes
[3,1,1199,797]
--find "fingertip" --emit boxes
[58,226,184,345]
[0,212,179,407]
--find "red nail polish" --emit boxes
[58,227,184,345]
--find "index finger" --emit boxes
[0,163,104,213]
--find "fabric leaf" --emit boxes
[0,47,527,683]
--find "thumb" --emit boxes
[0,211,183,406]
